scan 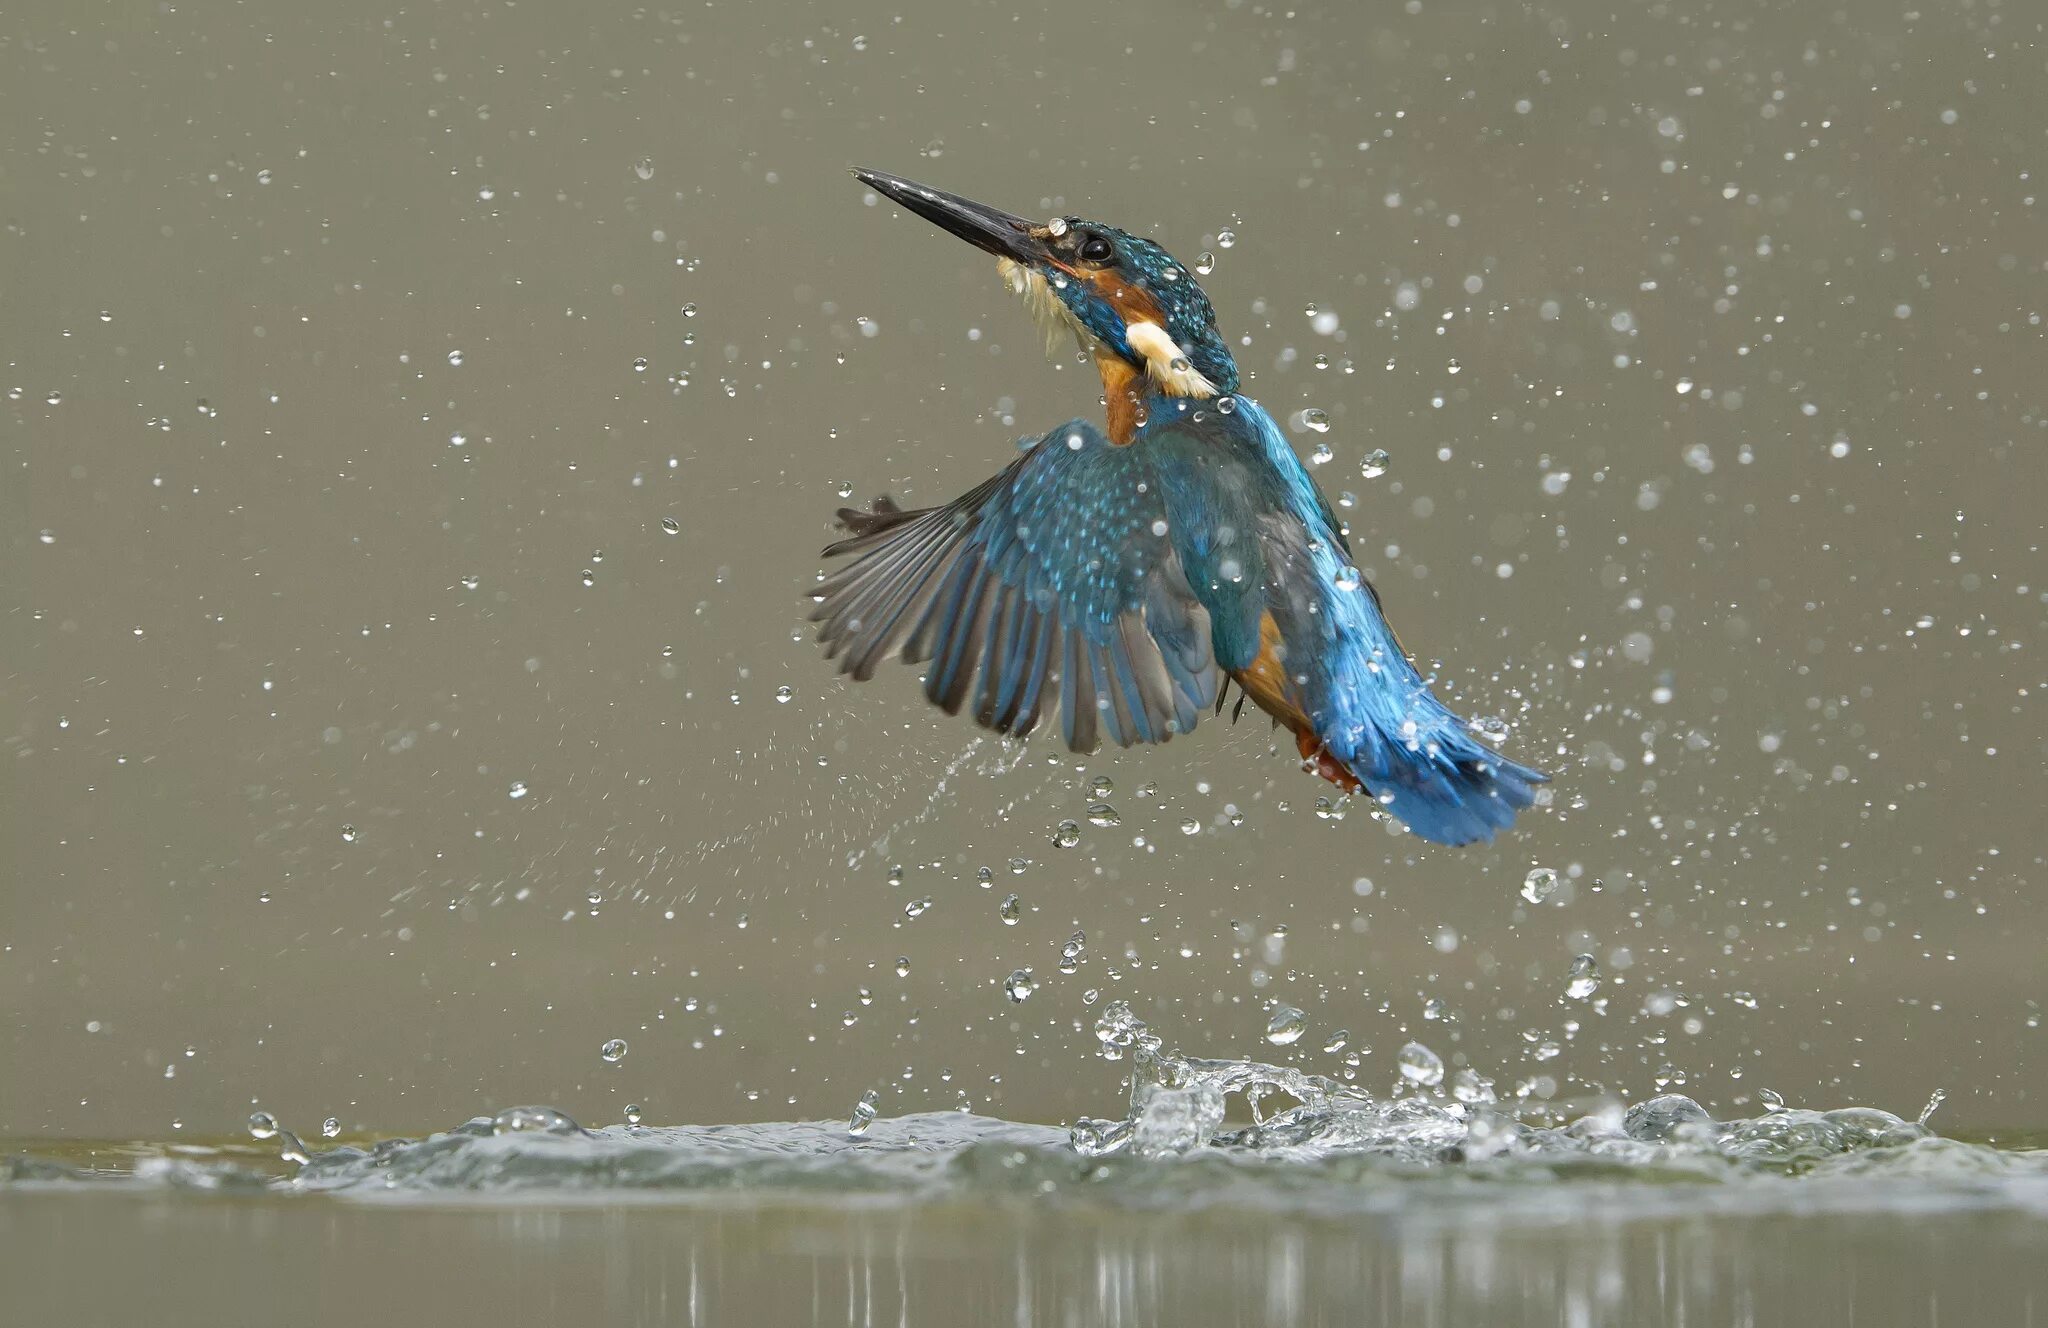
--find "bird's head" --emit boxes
[855,169,1239,413]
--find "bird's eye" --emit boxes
[1078,235,1114,264]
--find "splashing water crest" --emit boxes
[28,1005,2037,1222]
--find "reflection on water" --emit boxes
[5,1154,2048,1328]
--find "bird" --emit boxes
[809,169,1547,846]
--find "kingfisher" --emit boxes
[811,170,1546,846]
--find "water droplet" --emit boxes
[1051,819,1081,848]
[895,957,911,978]
[1469,714,1511,744]
[1397,1041,1445,1086]
[339,824,358,844]
[1565,954,1602,1000]
[580,570,596,588]
[1919,1087,1948,1126]
[1322,1029,1350,1053]
[45,391,62,407]
[904,896,933,919]
[1194,251,1217,275]
[1179,817,1201,836]
[634,157,655,181]
[1446,358,1462,375]
[37,529,55,545]
[624,1103,644,1125]
[1521,867,1559,905]
[508,781,529,800]
[1309,441,1334,466]
[847,1088,880,1137]
[1334,565,1362,592]
[1450,1068,1497,1104]
[600,1037,629,1064]
[1087,775,1114,798]
[492,1105,582,1136]
[632,357,649,373]
[661,515,681,535]
[1046,216,1069,237]
[1264,1005,1306,1045]
[999,893,1021,925]
[1423,997,1449,1021]
[1216,228,1236,249]
[247,1111,279,1140]
[1216,396,1236,415]
[1058,931,1087,974]
[1359,449,1390,479]
[1085,802,1120,828]
[1301,408,1331,433]
[1004,969,1038,1003]
[460,574,480,590]
[681,303,698,318]
[321,1116,340,1139]
[256,890,272,904]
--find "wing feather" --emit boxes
[812,420,1220,752]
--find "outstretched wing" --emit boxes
[810,420,1220,751]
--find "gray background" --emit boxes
[4,0,2042,1139]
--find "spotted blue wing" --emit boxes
[811,420,1219,750]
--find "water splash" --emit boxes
[1063,1006,1972,1183]
[9,1013,2039,1216]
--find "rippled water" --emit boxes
[9,1026,2047,1325]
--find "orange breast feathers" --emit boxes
[1096,351,1145,444]
[1228,612,1363,794]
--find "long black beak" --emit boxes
[852,168,1045,265]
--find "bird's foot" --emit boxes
[1296,731,1362,794]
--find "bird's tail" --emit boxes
[1298,715,1547,847]
[1261,569,1548,840]
[1228,608,1547,846]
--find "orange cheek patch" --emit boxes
[1063,267,1164,327]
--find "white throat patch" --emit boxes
[996,259,1219,398]
[997,258,1096,360]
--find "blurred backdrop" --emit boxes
[3,0,2043,1139]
